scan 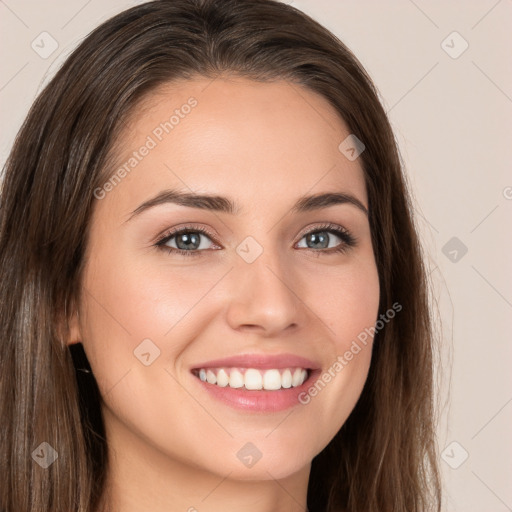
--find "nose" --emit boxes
[225,248,303,336]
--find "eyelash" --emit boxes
[154,222,357,258]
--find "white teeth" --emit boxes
[229,369,244,388]
[194,367,310,390]
[263,369,281,390]
[281,369,292,388]
[216,369,229,387]
[244,369,263,390]
[206,369,217,385]
[291,368,303,387]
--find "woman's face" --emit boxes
[71,76,380,481]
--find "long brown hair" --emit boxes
[0,1,442,510]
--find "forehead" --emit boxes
[100,76,368,220]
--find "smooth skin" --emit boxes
[67,76,380,512]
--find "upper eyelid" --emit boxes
[156,224,219,246]
[297,223,350,238]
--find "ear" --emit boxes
[58,297,83,346]
[66,308,82,346]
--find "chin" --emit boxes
[221,450,311,482]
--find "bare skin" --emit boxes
[67,76,380,512]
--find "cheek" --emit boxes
[77,245,227,393]
[296,254,380,437]
[76,253,227,465]
[308,254,380,347]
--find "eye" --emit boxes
[296,223,356,254]
[155,226,219,257]
[155,222,356,257]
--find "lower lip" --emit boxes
[191,370,321,413]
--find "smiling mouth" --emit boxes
[191,366,311,391]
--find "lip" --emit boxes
[190,353,321,371]
[189,353,321,413]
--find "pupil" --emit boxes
[177,232,200,250]
[308,232,328,249]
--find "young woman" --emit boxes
[0,1,442,511]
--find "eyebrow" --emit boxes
[125,188,368,223]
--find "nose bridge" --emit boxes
[225,238,302,334]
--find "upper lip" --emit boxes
[190,353,321,371]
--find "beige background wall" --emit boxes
[1,1,511,510]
